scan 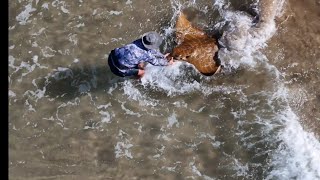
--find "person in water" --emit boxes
[108,31,174,78]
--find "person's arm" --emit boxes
[144,50,169,66]
[150,49,166,58]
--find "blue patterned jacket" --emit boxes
[112,39,169,70]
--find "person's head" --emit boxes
[141,31,163,50]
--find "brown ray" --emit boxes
[170,12,221,76]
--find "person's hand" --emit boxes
[165,53,173,61]
[168,57,174,65]
[137,69,145,78]
[164,53,174,65]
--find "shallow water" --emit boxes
[9,0,320,179]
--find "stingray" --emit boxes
[170,12,222,76]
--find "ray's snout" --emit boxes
[170,51,189,61]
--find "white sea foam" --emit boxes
[42,3,49,9]
[167,112,179,128]
[31,28,46,36]
[115,141,133,159]
[24,86,46,102]
[121,103,142,117]
[99,110,113,123]
[211,0,285,72]
[138,62,243,97]
[60,5,69,14]
[41,46,56,58]
[266,108,320,180]
[16,3,36,25]
[115,130,134,159]
[9,90,16,97]
[122,80,159,106]
[140,62,202,96]
[109,11,122,15]
[125,0,132,5]
[68,33,78,45]
[9,55,18,72]
[217,0,284,53]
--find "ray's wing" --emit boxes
[173,12,221,75]
[175,12,207,43]
[183,38,219,75]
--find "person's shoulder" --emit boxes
[117,43,135,51]
[133,39,148,48]
[132,38,142,44]
[149,48,161,54]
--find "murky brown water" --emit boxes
[9,0,320,179]
[265,0,320,135]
